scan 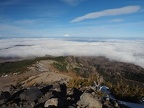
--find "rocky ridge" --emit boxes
[0,81,128,108]
[0,56,144,108]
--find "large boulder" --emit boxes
[77,93,102,108]
[20,87,42,101]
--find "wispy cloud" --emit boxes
[15,19,36,24]
[0,38,144,68]
[64,34,71,37]
[110,19,124,22]
[71,6,141,23]
[60,0,85,5]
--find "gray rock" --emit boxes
[1,104,7,108]
[106,97,110,101]
[38,97,45,103]
[22,104,33,108]
[20,87,42,101]
[9,85,16,93]
[67,88,74,95]
[44,98,58,107]
[77,93,102,108]
[0,91,11,103]
[52,83,61,92]
[109,99,119,107]
[68,105,75,108]
[44,98,64,108]
[30,101,35,107]
[9,103,19,108]
[0,99,5,105]
[44,91,54,99]
[38,91,54,103]
[114,102,119,107]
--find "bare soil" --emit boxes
[0,60,72,90]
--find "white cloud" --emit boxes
[60,0,85,5]
[110,19,124,22]
[64,34,70,37]
[0,38,144,68]
[14,19,36,25]
[71,6,141,23]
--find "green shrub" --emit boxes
[53,62,67,72]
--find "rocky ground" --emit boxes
[0,58,141,108]
[0,59,129,108]
[0,80,129,108]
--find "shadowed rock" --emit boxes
[20,87,42,101]
[40,85,53,95]
[72,88,83,103]
[0,91,11,105]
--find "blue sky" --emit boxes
[0,0,144,38]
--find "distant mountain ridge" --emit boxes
[65,56,144,84]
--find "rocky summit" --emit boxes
[0,81,129,108]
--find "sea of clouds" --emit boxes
[0,38,144,68]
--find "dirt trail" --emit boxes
[0,60,72,90]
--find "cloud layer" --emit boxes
[71,6,140,23]
[0,38,144,68]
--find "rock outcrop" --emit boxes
[77,93,101,108]
[0,81,130,108]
